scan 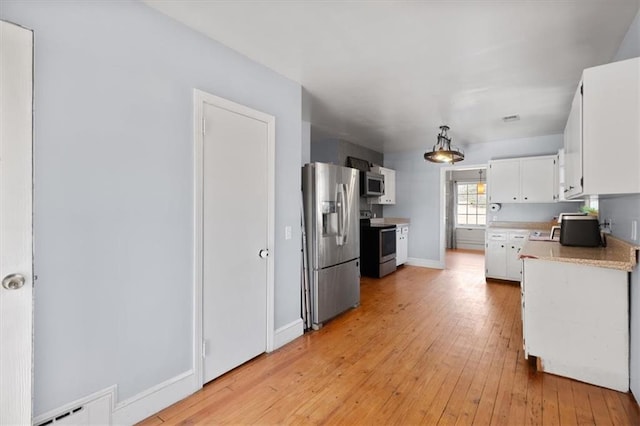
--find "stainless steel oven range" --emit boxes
[360,219,396,278]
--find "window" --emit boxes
[456,182,487,226]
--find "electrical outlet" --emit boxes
[285,226,292,240]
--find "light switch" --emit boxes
[285,226,292,240]
[632,220,638,242]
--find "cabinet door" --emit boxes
[507,244,523,281]
[486,240,507,278]
[520,157,556,203]
[370,166,396,205]
[583,58,640,195]
[564,85,583,198]
[383,169,396,204]
[507,232,527,280]
[488,160,520,203]
[395,228,402,265]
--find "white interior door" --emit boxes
[196,91,274,384]
[0,20,34,424]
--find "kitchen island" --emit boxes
[519,236,639,391]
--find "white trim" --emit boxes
[406,257,444,269]
[273,319,304,351]
[192,90,204,391]
[112,370,195,425]
[0,20,33,426]
[33,385,116,425]
[33,371,196,426]
[192,89,276,388]
[439,163,487,270]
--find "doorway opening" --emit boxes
[439,164,487,270]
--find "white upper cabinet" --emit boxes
[488,155,557,203]
[370,166,396,205]
[487,160,520,203]
[563,57,640,198]
[563,88,583,199]
[520,157,557,203]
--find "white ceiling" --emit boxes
[144,0,639,153]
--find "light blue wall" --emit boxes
[1,0,302,416]
[602,7,640,401]
[614,9,640,62]
[383,134,569,262]
[302,120,311,165]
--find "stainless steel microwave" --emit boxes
[360,171,385,197]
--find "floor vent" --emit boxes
[35,406,84,426]
[34,392,112,426]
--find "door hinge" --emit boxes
[580,84,583,95]
[202,118,206,136]
[580,177,583,187]
[202,340,207,358]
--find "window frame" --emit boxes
[455,180,488,228]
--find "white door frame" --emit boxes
[439,163,487,268]
[0,20,34,424]
[192,89,275,389]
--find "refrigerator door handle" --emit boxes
[336,183,348,246]
[341,183,349,245]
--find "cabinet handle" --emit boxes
[513,197,517,200]
[524,197,528,200]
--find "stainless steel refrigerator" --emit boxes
[302,162,360,330]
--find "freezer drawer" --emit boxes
[312,258,360,327]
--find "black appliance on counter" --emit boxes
[360,219,396,278]
[559,215,604,247]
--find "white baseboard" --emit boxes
[112,370,196,425]
[272,318,304,351]
[406,257,444,269]
[455,243,485,251]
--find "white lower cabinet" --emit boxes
[486,239,507,277]
[522,259,628,392]
[485,230,528,281]
[396,224,408,266]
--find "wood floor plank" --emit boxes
[555,376,578,425]
[587,385,614,426]
[572,381,596,426]
[506,351,530,425]
[136,251,640,426]
[524,362,543,425]
[489,348,519,425]
[541,373,561,426]
[603,388,631,426]
[616,391,640,424]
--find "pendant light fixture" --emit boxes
[424,125,465,164]
[477,169,486,194]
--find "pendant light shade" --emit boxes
[424,125,465,164]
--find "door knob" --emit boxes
[2,273,26,290]
[258,249,269,259]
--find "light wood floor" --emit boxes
[139,249,639,425]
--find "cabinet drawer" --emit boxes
[487,232,507,241]
[509,233,528,243]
